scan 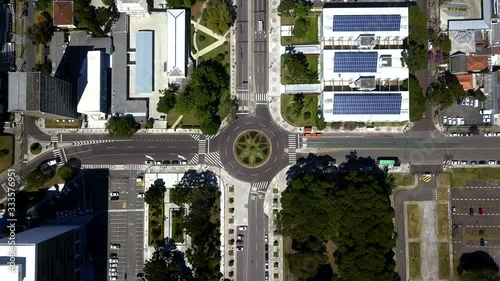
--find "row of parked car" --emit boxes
[145,160,187,165]
[443,116,465,126]
[447,160,500,166]
[460,97,480,107]
[109,253,119,280]
[484,132,500,137]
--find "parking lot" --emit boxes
[441,97,489,128]
[451,180,500,260]
[107,170,146,280]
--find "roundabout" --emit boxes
[233,130,272,168]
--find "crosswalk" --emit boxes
[205,134,217,140]
[188,154,199,165]
[288,134,297,164]
[190,134,201,141]
[51,136,59,142]
[53,149,66,166]
[198,140,206,154]
[421,174,433,183]
[204,152,223,167]
[237,92,267,102]
[256,93,267,102]
[73,140,114,146]
[250,181,269,194]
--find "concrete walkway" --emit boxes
[191,19,230,60]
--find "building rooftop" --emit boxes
[77,50,109,114]
[467,55,489,71]
[53,1,74,27]
[166,9,187,77]
[0,225,78,244]
[450,52,468,74]
[135,30,154,94]
[457,74,474,89]
[446,0,492,31]
[116,0,148,14]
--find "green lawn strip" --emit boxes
[391,173,414,186]
[167,107,200,128]
[195,29,218,52]
[0,135,14,173]
[148,203,165,246]
[281,13,319,46]
[436,203,450,239]
[280,95,318,127]
[44,118,80,128]
[171,209,185,243]
[408,242,421,279]
[306,55,319,76]
[451,168,500,188]
[199,43,230,71]
[407,203,421,239]
[438,242,451,280]
[436,188,448,201]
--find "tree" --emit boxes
[292,17,310,39]
[277,0,296,17]
[315,112,326,130]
[402,43,428,74]
[33,59,52,74]
[292,94,304,117]
[330,122,342,130]
[145,184,166,207]
[166,0,193,8]
[26,21,53,45]
[101,0,112,6]
[458,251,500,281]
[408,77,426,122]
[294,2,311,19]
[105,116,138,137]
[282,52,317,84]
[95,6,114,27]
[343,122,357,131]
[145,118,155,129]
[409,5,428,44]
[0,149,9,158]
[206,1,233,35]
[439,36,452,54]
[144,241,192,281]
[427,72,467,110]
[57,165,79,181]
[26,169,49,190]
[199,116,221,135]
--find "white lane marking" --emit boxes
[126,146,135,148]
[147,146,155,148]
[105,146,116,149]
[66,149,92,156]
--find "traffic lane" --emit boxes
[237,0,248,21]
[253,41,267,95]
[60,133,197,142]
[237,41,249,86]
[246,197,266,281]
[313,148,500,165]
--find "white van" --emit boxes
[258,20,263,32]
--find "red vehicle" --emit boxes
[302,133,311,137]
[314,133,323,137]
[479,207,484,215]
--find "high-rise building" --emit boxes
[0,225,87,281]
[8,72,77,119]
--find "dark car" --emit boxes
[471,161,478,165]
[110,253,117,258]
[480,238,485,247]
[479,207,484,215]
[265,244,268,252]
[479,160,487,165]
[171,160,180,164]
[163,160,171,165]
[265,252,269,260]
[469,208,474,215]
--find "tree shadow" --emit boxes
[457,250,499,275]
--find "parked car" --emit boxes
[109,263,118,268]
[264,234,268,243]
[469,208,474,215]
[265,262,269,270]
[110,277,118,281]
[109,258,119,263]
[489,160,496,165]
[237,235,244,240]
[459,117,465,125]
[443,115,447,124]
[137,192,145,198]
[452,160,460,165]
[471,161,478,165]
[110,244,120,249]
[480,238,485,246]
[485,132,493,137]
[479,160,487,165]
[171,160,180,164]
[451,206,457,215]
[460,160,468,165]
[145,160,154,164]
[110,253,117,258]
[236,246,244,251]
[109,268,117,272]
[238,226,247,231]
[494,133,500,137]
[110,192,119,197]
[109,272,118,277]
[236,240,243,245]
[155,160,162,165]
[479,207,484,215]
[162,160,171,165]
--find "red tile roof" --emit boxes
[467,56,488,72]
[457,74,474,90]
[53,1,74,26]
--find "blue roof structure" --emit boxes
[334,52,378,73]
[136,30,154,94]
[333,15,401,32]
[333,94,402,115]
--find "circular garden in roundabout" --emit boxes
[233,130,272,168]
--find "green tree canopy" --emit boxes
[402,43,428,74]
[427,72,467,110]
[145,184,166,207]
[57,165,79,181]
[409,5,428,44]
[292,17,310,39]
[144,241,192,281]
[26,169,49,191]
[157,89,177,114]
[277,0,296,17]
[206,0,233,35]
[26,20,54,45]
[408,77,426,122]
[33,59,52,74]
[105,116,138,137]
[166,0,193,8]
[458,251,500,281]
[282,52,318,84]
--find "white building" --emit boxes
[116,0,148,15]
[0,225,85,281]
[319,3,409,122]
[166,9,187,78]
[77,50,110,120]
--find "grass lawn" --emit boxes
[281,55,319,84]
[280,95,318,127]
[438,243,451,279]
[439,173,451,186]
[45,118,80,128]
[281,13,319,46]
[451,168,500,188]
[392,173,414,186]
[371,121,408,127]
[437,188,449,201]
[196,29,218,52]
[171,209,185,243]
[436,203,450,239]
[167,108,200,128]
[0,135,14,173]
[199,43,230,72]
[408,242,421,279]
[407,203,421,239]
[148,203,165,246]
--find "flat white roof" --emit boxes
[166,9,186,77]
[77,50,107,114]
[321,7,408,40]
[0,244,35,281]
[322,91,409,122]
[321,49,408,81]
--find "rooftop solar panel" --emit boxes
[333,94,402,115]
[333,15,401,32]
[334,52,378,73]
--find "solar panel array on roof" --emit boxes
[333,94,402,115]
[333,15,401,32]
[334,52,378,73]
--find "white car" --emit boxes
[236,246,244,251]
[109,268,117,272]
[110,244,120,249]
[485,132,493,137]
[109,258,119,263]
[110,192,119,197]
[145,160,154,164]
[489,160,496,165]
[265,262,269,270]
[237,235,244,240]
[448,133,458,137]
[460,161,468,165]
[109,272,117,277]
[264,234,268,243]
[459,117,464,125]
[110,277,118,281]
[238,226,247,231]
[137,192,145,198]
[447,117,453,124]
[109,263,118,268]
[451,118,457,125]
[442,115,447,124]
[452,160,460,165]
[494,133,500,137]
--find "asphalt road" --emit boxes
[252,0,268,104]
[236,0,249,111]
